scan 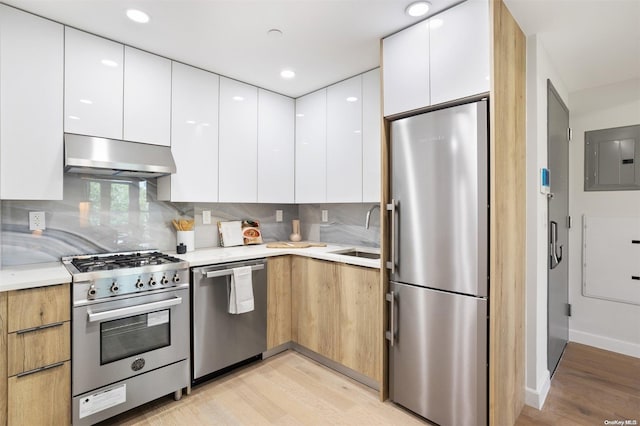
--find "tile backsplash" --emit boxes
[0,176,380,267]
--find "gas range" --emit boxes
[62,250,189,303]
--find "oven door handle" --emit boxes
[87,296,183,323]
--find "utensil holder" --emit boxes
[177,230,195,252]
[289,219,302,242]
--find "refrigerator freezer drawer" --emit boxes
[389,281,487,426]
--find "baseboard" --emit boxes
[524,371,551,410]
[570,329,640,358]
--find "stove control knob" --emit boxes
[173,274,181,283]
[149,277,157,286]
[161,276,169,285]
[135,279,144,289]
[88,284,97,299]
[110,282,119,293]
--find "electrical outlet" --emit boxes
[276,210,283,222]
[321,210,329,222]
[29,211,46,231]
[202,210,212,225]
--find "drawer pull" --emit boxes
[632,276,640,281]
[16,321,65,335]
[16,361,65,378]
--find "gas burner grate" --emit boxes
[70,251,182,273]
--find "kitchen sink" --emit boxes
[332,249,380,260]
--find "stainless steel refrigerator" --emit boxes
[387,99,488,426]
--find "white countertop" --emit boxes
[174,243,381,269]
[0,243,380,292]
[0,262,72,292]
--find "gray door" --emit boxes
[547,80,570,375]
[390,100,488,297]
[389,281,487,426]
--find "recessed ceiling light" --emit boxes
[296,113,305,118]
[280,69,296,79]
[101,59,118,67]
[267,29,283,38]
[233,96,245,101]
[126,9,150,24]
[68,115,80,120]
[346,96,358,102]
[186,120,196,124]
[405,1,430,17]
[79,99,93,105]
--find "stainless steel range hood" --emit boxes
[64,133,176,178]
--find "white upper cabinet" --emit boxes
[123,47,172,146]
[257,90,295,203]
[218,77,258,202]
[382,21,429,117]
[429,0,490,105]
[158,62,219,202]
[295,89,327,203]
[326,75,363,202]
[64,27,123,139]
[362,68,381,202]
[0,5,64,200]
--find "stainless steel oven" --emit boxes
[64,251,191,426]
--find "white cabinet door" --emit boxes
[257,90,295,203]
[326,75,363,202]
[429,0,490,105]
[123,47,171,146]
[362,68,381,202]
[158,62,219,202]
[0,6,63,200]
[382,21,429,117]
[218,77,258,202]
[64,28,123,139]
[295,89,327,203]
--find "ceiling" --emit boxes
[4,0,460,98]
[504,0,640,94]
[5,0,638,98]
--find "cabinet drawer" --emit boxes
[8,361,70,426]
[8,321,70,376]
[8,284,69,332]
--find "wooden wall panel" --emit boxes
[0,292,7,426]
[488,0,527,425]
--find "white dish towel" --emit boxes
[228,266,254,314]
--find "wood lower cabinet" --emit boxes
[267,256,292,349]
[291,257,381,384]
[0,284,71,425]
[8,361,70,425]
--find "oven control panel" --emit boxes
[73,269,189,304]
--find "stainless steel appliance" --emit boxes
[191,259,267,382]
[387,99,488,426]
[63,251,190,426]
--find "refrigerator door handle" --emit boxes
[385,291,396,346]
[386,199,398,274]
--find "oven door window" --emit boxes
[100,309,171,365]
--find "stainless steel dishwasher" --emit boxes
[191,258,267,383]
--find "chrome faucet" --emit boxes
[365,204,380,229]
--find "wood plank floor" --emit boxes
[100,343,638,425]
[516,342,640,425]
[99,350,427,425]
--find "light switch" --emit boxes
[321,210,329,222]
[276,210,283,222]
[202,210,212,225]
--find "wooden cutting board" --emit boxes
[266,241,327,249]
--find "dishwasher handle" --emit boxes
[204,263,265,279]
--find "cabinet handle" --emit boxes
[16,361,65,378]
[16,321,65,335]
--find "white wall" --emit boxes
[524,34,569,409]
[567,78,640,357]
